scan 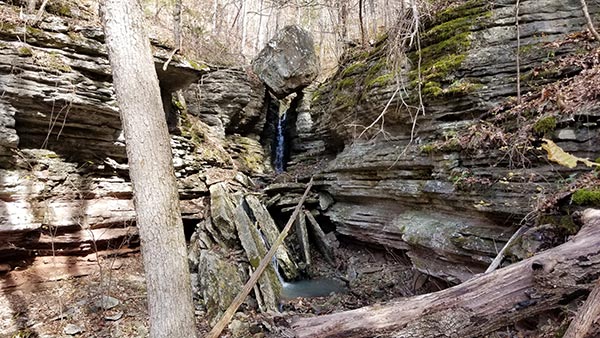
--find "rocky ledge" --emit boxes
[280,0,600,283]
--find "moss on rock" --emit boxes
[32,51,72,72]
[17,46,33,57]
[572,189,600,206]
[533,116,557,135]
[410,0,492,99]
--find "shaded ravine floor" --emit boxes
[0,241,572,337]
[0,242,425,338]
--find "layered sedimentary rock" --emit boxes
[0,7,271,268]
[285,0,600,282]
[183,68,266,138]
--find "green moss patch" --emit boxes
[533,116,557,135]
[32,51,72,72]
[17,46,33,57]
[433,0,488,25]
[410,0,492,99]
[572,189,600,206]
[46,2,73,17]
[366,73,394,88]
[341,61,367,77]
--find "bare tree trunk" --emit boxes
[212,0,219,34]
[240,0,247,56]
[173,0,183,50]
[318,11,325,62]
[359,0,366,45]
[337,0,348,41]
[274,5,280,32]
[255,0,265,53]
[383,0,389,28]
[27,0,36,13]
[100,1,196,337]
[296,0,302,25]
[516,0,521,104]
[369,0,377,38]
[293,210,600,338]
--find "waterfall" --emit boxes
[274,112,286,173]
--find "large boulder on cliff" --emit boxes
[252,25,319,98]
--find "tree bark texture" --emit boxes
[580,0,600,41]
[174,0,183,50]
[359,0,366,45]
[100,1,196,337]
[337,0,348,41]
[293,209,600,338]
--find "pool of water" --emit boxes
[281,277,348,299]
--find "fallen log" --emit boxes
[293,209,600,338]
[304,210,335,266]
[564,278,600,338]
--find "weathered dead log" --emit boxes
[304,210,335,266]
[564,278,600,338]
[293,209,600,338]
[295,211,311,267]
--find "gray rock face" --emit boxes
[198,249,245,324]
[245,195,299,280]
[252,25,319,98]
[284,0,600,282]
[209,182,239,246]
[0,15,208,162]
[233,203,281,312]
[183,68,266,138]
[192,181,289,320]
[63,323,84,335]
[0,102,19,159]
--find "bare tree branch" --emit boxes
[581,0,600,41]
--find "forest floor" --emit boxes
[0,242,433,338]
[0,240,570,338]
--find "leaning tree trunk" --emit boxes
[293,209,600,338]
[100,1,196,337]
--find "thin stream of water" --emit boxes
[274,112,286,173]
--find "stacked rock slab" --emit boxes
[0,6,272,274]
[191,179,300,321]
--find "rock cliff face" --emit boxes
[286,0,600,282]
[2,0,598,292]
[0,9,271,267]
